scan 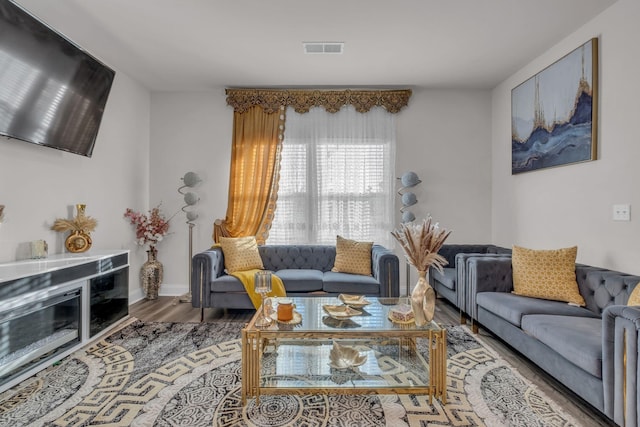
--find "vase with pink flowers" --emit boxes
[124,204,172,300]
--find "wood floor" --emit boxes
[130,296,613,426]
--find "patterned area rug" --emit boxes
[0,318,582,427]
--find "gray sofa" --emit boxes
[467,256,640,426]
[429,244,511,323]
[192,244,400,310]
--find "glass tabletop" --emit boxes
[251,296,441,334]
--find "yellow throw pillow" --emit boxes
[332,235,373,276]
[628,283,640,306]
[218,236,264,274]
[511,245,585,306]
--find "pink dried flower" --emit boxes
[124,204,173,248]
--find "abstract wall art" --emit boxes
[511,38,598,174]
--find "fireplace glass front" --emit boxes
[0,285,82,388]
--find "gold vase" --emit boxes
[65,230,92,253]
[141,247,163,300]
[65,204,92,253]
[411,270,435,326]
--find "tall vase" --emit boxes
[141,247,163,300]
[411,270,436,326]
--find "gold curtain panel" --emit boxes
[226,89,412,114]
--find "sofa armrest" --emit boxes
[191,248,225,308]
[372,245,400,297]
[603,304,640,426]
[455,253,512,314]
[466,256,513,321]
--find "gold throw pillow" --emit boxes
[511,245,585,306]
[332,235,373,276]
[218,236,264,274]
[628,283,640,306]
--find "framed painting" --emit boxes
[511,38,598,174]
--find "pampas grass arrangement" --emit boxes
[391,216,451,273]
[51,208,97,233]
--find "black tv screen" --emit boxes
[0,0,115,157]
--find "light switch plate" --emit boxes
[613,204,631,221]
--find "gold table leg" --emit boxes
[241,327,261,405]
[428,329,447,404]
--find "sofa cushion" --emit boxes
[521,314,603,378]
[431,268,456,290]
[331,236,373,276]
[209,275,246,293]
[274,269,324,292]
[511,245,585,306]
[322,271,380,294]
[476,292,598,327]
[218,236,264,273]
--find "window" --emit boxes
[268,105,396,247]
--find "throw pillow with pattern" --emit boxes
[219,236,264,273]
[332,235,373,276]
[511,245,585,306]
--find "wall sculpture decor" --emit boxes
[511,38,598,174]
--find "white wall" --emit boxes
[150,89,493,295]
[149,91,233,294]
[491,0,640,274]
[396,89,493,289]
[0,72,151,299]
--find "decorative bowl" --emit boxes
[322,304,362,320]
[328,342,367,370]
[338,294,371,308]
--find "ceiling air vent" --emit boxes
[303,42,344,54]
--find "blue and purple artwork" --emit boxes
[511,38,598,174]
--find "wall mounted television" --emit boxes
[0,0,115,157]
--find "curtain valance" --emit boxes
[226,88,411,114]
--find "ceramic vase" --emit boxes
[411,270,435,326]
[141,247,163,300]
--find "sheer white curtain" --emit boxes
[268,105,396,247]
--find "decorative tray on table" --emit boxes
[322,304,362,320]
[338,294,371,308]
[328,342,367,370]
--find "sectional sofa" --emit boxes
[466,256,640,426]
[192,244,400,310]
[429,244,511,323]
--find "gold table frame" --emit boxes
[241,297,447,405]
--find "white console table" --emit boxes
[0,250,129,393]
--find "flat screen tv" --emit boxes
[0,0,115,157]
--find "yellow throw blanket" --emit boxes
[230,269,286,309]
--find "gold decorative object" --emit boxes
[391,216,452,326]
[226,88,412,114]
[52,204,97,253]
[338,294,371,309]
[65,231,92,253]
[322,305,362,320]
[141,247,163,300]
[328,342,367,370]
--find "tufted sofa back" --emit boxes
[439,244,512,268]
[577,266,640,316]
[258,245,336,272]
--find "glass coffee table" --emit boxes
[241,296,447,405]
